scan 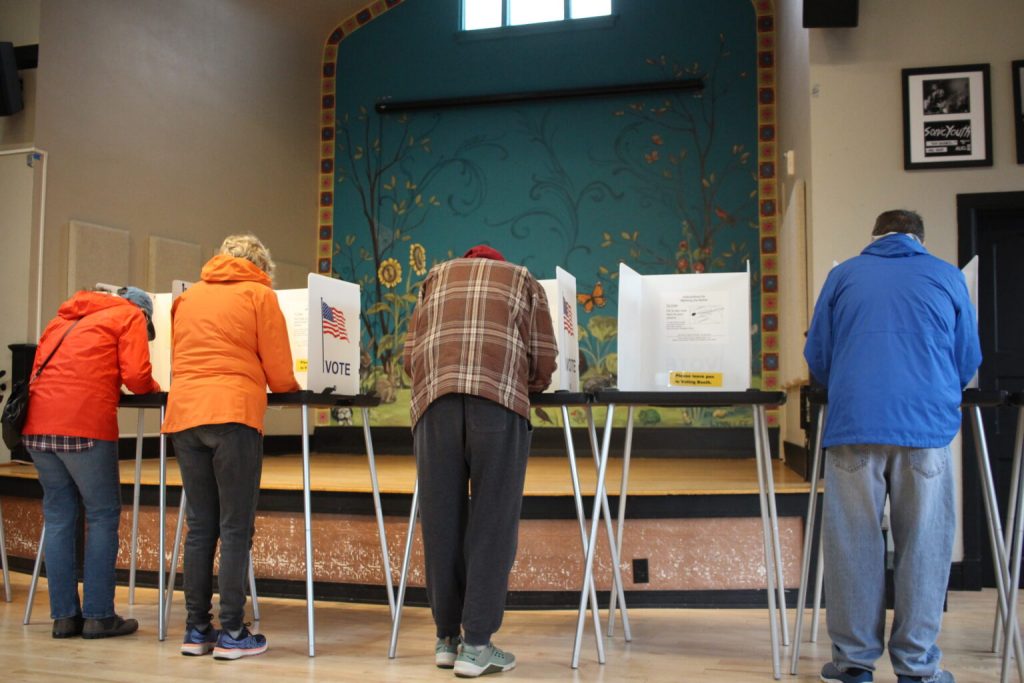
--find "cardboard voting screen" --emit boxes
[306,273,361,395]
[273,275,360,395]
[539,267,580,393]
[617,263,751,392]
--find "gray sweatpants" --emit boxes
[413,393,532,646]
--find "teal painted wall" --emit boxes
[330,0,761,427]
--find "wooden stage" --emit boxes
[0,453,814,496]
[0,455,816,604]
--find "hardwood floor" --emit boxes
[0,572,1010,682]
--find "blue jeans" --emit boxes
[30,441,122,620]
[172,423,262,632]
[823,444,955,678]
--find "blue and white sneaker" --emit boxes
[897,672,954,683]
[821,662,873,683]
[181,624,220,656]
[212,626,268,660]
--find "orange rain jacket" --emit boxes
[24,291,161,441]
[161,254,301,435]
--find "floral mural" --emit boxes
[318,0,776,428]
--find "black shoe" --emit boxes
[52,615,84,638]
[82,615,139,639]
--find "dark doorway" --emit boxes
[958,190,1024,589]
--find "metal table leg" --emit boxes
[249,553,261,622]
[790,405,826,674]
[129,409,144,604]
[607,406,634,638]
[0,498,11,602]
[584,407,631,643]
[811,535,824,642]
[387,481,419,659]
[572,405,616,668]
[301,404,316,657]
[562,405,605,665]
[970,406,1024,672]
[1000,405,1024,683]
[162,489,187,627]
[757,406,790,647]
[752,406,781,680]
[158,409,167,641]
[362,407,395,621]
[23,524,44,624]
[995,404,1024,654]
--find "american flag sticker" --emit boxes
[562,298,574,336]
[321,300,349,341]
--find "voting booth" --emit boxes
[275,273,361,394]
[617,262,751,391]
[146,273,360,394]
[539,266,580,393]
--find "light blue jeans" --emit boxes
[30,441,122,620]
[823,444,954,679]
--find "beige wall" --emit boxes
[32,0,350,319]
[4,0,359,439]
[806,0,1024,292]
[774,0,811,447]
[785,0,1024,562]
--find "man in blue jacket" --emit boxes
[804,210,981,683]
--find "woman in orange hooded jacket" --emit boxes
[163,234,299,660]
[23,286,160,639]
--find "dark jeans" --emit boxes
[413,394,532,646]
[30,441,121,619]
[172,423,262,632]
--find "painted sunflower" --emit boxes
[409,243,427,276]
[378,258,402,288]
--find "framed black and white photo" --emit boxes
[902,64,992,170]
[1013,60,1024,164]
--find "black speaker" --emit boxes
[0,42,25,116]
[803,0,859,28]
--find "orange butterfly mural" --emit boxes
[577,282,608,313]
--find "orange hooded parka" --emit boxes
[161,254,300,434]
[23,291,161,441]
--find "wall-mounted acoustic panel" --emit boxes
[68,220,130,295]
[148,235,202,292]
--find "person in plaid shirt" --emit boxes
[403,244,557,677]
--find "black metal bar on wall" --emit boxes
[374,78,704,114]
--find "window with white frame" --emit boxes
[463,0,612,31]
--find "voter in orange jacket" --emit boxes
[163,234,300,660]
[23,286,161,640]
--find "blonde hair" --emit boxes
[219,234,275,278]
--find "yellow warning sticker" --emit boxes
[669,371,723,387]
[296,359,309,372]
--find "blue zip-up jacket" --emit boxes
[803,234,981,448]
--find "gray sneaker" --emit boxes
[435,635,461,668]
[454,642,516,678]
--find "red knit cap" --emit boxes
[462,244,506,261]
